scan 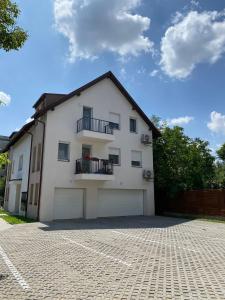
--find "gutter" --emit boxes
[26,131,33,218]
[35,119,46,221]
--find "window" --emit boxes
[130,118,137,133]
[36,144,42,172]
[109,113,120,130]
[109,148,120,165]
[5,187,9,202]
[34,183,39,206]
[131,151,142,167]
[32,146,36,172]
[11,160,15,174]
[18,155,23,171]
[58,142,70,161]
[29,184,34,204]
[21,192,28,211]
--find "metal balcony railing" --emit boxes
[75,158,113,175]
[77,117,114,134]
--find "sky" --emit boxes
[0,0,225,155]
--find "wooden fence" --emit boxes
[159,189,225,217]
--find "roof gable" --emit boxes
[32,71,160,137]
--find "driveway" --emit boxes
[0,216,225,299]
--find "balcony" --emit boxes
[76,117,115,143]
[74,158,115,181]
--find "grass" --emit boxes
[164,211,225,224]
[0,208,35,224]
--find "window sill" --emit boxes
[58,159,70,162]
[131,165,142,168]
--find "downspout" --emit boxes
[35,119,46,221]
[26,131,33,218]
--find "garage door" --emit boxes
[97,189,144,217]
[54,188,84,220]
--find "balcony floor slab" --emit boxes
[74,174,115,181]
[77,130,115,143]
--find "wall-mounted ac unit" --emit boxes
[141,134,152,145]
[143,169,153,180]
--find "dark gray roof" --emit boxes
[0,135,9,151]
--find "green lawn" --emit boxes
[164,212,225,224]
[0,208,35,224]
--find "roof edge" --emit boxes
[1,121,35,153]
[31,71,161,137]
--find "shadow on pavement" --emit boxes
[39,215,192,231]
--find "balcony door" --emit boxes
[83,106,92,130]
[82,145,92,173]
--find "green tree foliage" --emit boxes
[214,162,225,189]
[0,0,28,51]
[217,143,225,162]
[0,152,8,167]
[153,126,215,198]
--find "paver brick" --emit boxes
[0,216,225,299]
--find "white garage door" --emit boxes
[54,188,84,220]
[97,189,144,217]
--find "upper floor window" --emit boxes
[58,142,70,161]
[36,143,42,172]
[11,160,15,174]
[109,113,120,130]
[130,118,137,133]
[18,155,23,171]
[131,150,142,167]
[32,146,36,173]
[109,147,120,166]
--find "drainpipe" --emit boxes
[26,131,33,218]
[35,119,46,221]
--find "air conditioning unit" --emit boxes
[143,169,153,180]
[141,134,152,145]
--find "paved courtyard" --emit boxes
[0,216,225,299]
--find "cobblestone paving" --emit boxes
[0,216,225,299]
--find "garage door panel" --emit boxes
[98,189,143,217]
[54,188,84,220]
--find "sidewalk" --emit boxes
[0,217,12,231]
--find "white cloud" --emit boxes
[25,117,34,124]
[167,116,194,126]
[53,0,153,62]
[137,66,146,74]
[207,111,225,135]
[0,91,11,106]
[160,10,225,79]
[190,0,199,8]
[149,69,159,77]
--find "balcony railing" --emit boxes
[77,117,114,135]
[75,158,113,175]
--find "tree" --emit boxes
[0,152,8,167]
[217,143,225,162]
[153,126,215,199]
[0,0,28,52]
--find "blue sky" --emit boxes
[0,0,225,154]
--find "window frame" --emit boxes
[34,183,39,206]
[108,147,121,166]
[58,142,70,162]
[131,150,142,168]
[32,146,36,173]
[18,155,23,172]
[109,112,121,130]
[36,143,42,172]
[29,184,34,205]
[129,117,137,133]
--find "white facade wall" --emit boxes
[39,78,155,221]
[26,121,45,220]
[6,134,31,215]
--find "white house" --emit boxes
[3,71,160,222]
